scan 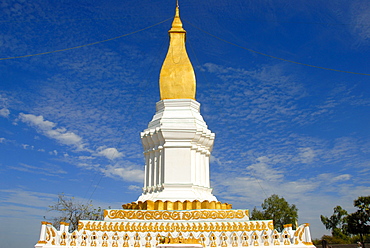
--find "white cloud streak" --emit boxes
[14,112,141,182]
[8,163,67,176]
[95,146,124,160]
[103,164,144,183]
[0,107,10,118]
[349,1,370,46]
[18,113,86,150]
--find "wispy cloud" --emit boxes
[200,62,369,173]
[13,112,143,182]
[200,63,306,127]
[246,156,285,181]
[0,108,10,118]
[18,113,87,150]
[198,60,370,239]
[95,146,123,160]
[349,0,370,46]
[212,165,361,238]
[0,189,55,212]
[103,163,144,183]
[297,147,316,164]
[8,163,67,177]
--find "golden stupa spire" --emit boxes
[159,3,196,100]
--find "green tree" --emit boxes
[250,194,298,231]
[47,193,104,231]
[347,196,370,248]
[320,206,348,239]
[251,207,265,220]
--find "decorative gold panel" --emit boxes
[106,209,247,220]
[78,220,273,233]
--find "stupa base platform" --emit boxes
[35,209,315,248]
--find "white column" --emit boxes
[144,152,149,189]
[37,222,48,244]
[198,134,206,187]
[157,147,163,188]
[191,146,196,184]
[149,151,154,188]
[160,148,165,185]
[201,150,207,187]
[304,224,312,243]
[154,150,159,187]
[59,222,65,234]
[205,152,210,188]
[195,149,201,186]
[141,134,150,192]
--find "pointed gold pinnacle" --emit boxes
[159,4,196,100]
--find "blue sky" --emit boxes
[1,0,370,247]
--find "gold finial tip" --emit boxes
[175,6,179,17]
[170,2,184,32]
[159,1,196,100]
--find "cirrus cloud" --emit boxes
[0,108,10,118]
[18,113,86,151]
[95,146,124,160]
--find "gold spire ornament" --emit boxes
[159,4,196,100]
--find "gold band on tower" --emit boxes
[159,5,196,100]
[122,200,232,210]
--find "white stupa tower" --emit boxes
[35,4,315,248]
[137,4,217,203]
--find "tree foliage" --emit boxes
[320,206,348,238]
[47,193,104,231]
[250,194,298,231]
[346,196,370,248]
[315,235,350,245]
[320,196,370,247]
